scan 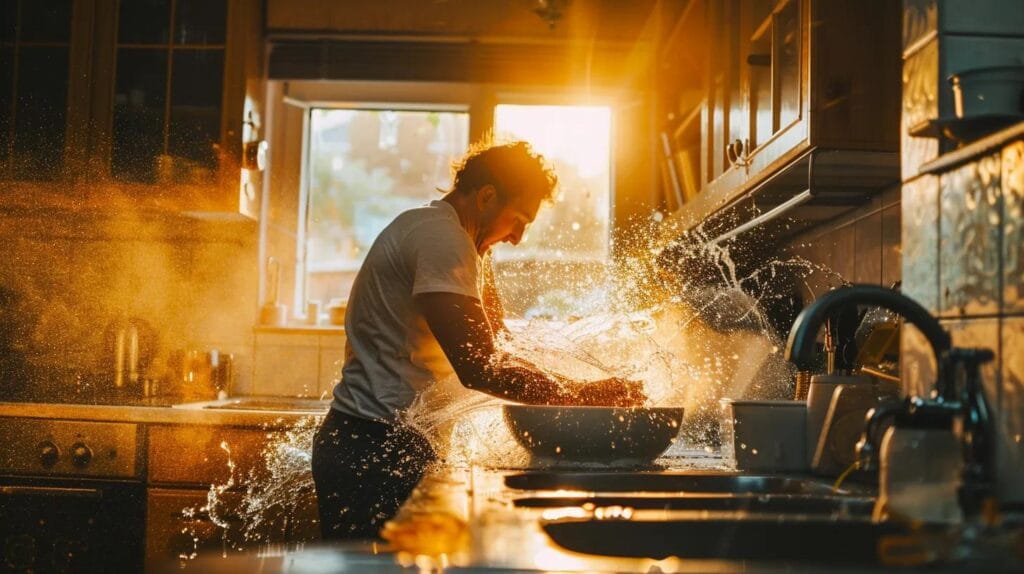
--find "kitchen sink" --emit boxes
[541,517,906,563]
[505,471,843,495]
[514,494,875,516]
[174,397,330,413]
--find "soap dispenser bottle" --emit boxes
[869,398,963,524]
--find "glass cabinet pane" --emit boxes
[13,47,68,180]
[118,0,171,45]
[748,26,772,148]
[0,47,12,167]
[775,0,800,130]
[174,0,226,45]
[0,2,16,42]
[112,49,168,182]
[19,0,72,43]
[168,49,223,173]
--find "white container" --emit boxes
[721,399,807,472]
[876,427,963,524]
[805,374,873,466]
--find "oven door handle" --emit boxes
[0,485,103,498]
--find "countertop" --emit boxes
[0,398,329,427]
[159,451,1024,573]
[7,401,1019,572]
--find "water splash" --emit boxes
[184,213,845,553]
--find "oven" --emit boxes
[0,418,145,573]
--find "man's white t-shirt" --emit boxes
[331,200,482,421]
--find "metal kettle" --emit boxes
[105,316,155,392]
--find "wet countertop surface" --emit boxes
[0,397,330,427]
[159,451,1024,573]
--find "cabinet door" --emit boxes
[705,0,746,188]
[744,0,805,161]
[111,0,226,184]
[742,0,808,183]
[0,0,74,181]
[145,487,320,565]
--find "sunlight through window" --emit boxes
[492,104,612,263]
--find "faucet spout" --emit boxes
[784,285,950,372]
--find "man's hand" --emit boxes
[558,378,647,407]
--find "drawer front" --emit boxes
[147,425,273,485]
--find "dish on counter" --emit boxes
[503,404,684,467]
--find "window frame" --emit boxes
[296,102,472,318]
[261,79,622,325]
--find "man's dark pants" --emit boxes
[311,408,437,540]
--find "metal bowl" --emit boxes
[503,405,684,466]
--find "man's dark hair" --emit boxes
[450,140,557,204]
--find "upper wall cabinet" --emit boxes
[0,0,76,182]
[660,0,901,240]
[0,0,263,219]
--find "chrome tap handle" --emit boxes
[855,400,904,472]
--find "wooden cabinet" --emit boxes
[145,424,320,567]
[0,1,79,181]
[660,0,901,239]
[1,0,263,219]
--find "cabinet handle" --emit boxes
[747,54,771,67]
[0,485,103,498]
[727,139,752,168]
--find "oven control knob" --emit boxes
[4,534,36,569]
[37,441,60,468]
[70,443,92,468]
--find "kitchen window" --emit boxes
[279,82,615,322]
[299,107,471,309]
[490,103,612,318]
[491,104,611,264]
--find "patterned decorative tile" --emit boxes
[902,39,939,180]
[944,318,1000,405]
[901,322,938,399]
[1003,141,1024,313]
[902,175,940,312]
[1000,318,1024,503]
[939,153,1002,317]
[902,0,937,54]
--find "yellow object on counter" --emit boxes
[381,511,470,558]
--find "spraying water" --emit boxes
[187,213,842,552]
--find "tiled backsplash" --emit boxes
[903,138,1024,502]
[789,185,902,297]
[899,0,1024,502]
[0,211,259,401]
[251,329,346,398]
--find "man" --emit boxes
[311,140,644,540]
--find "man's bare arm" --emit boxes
[415,291,570,404]
[416,292,646,406]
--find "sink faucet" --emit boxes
[783,284,995,519]
[784,284,950,373]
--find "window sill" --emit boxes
[253,324,345,335]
